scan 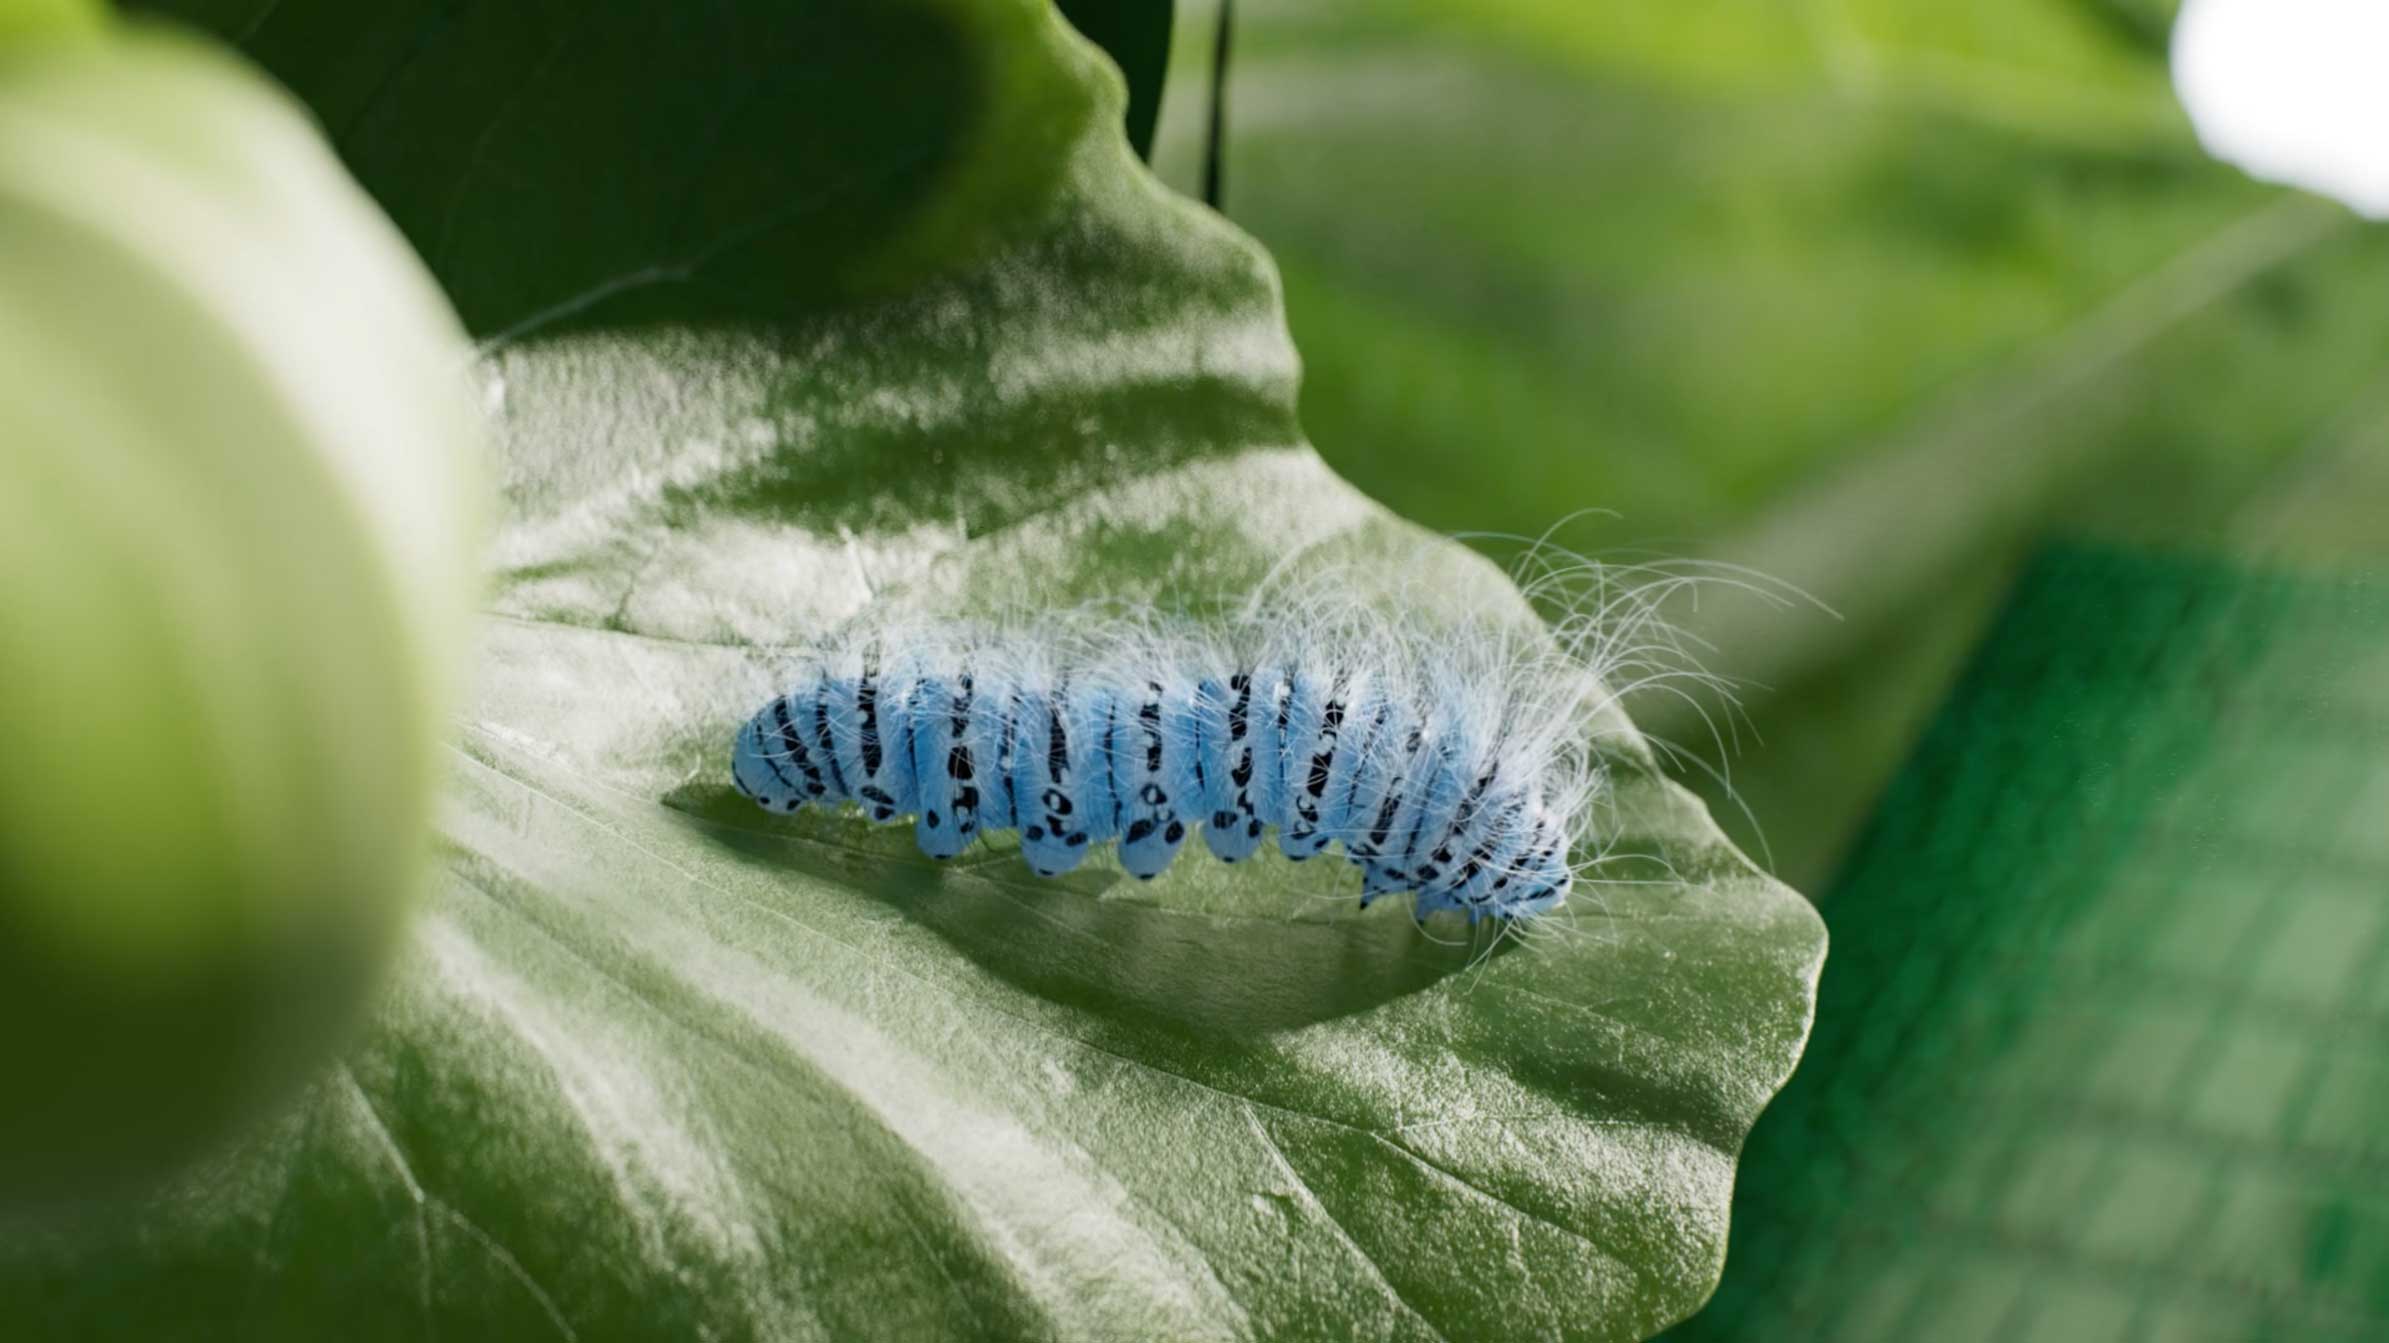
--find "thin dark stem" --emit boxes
[1202,0,1233,211]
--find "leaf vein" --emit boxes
[1237,1103,1451,1343]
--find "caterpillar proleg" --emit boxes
[730,553,1754,924]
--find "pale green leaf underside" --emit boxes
[10,2,1824,1338]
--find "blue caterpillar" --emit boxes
[729,638,1586,923]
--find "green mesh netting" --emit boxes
[1676,545,2389,1341]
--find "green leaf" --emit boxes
[1675,548,2389,1340]
[10,2,1823,1338]
[0,0,103,48]
[1168,0,2389,887]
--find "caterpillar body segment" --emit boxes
[964,667,1019,833]
[1114,679,1196,880]
[1012,683,1089,877]
[1274,669,1337,862]
[904,670,975,861]
[1237,665,1295,861]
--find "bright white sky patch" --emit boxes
[2174,0,2389,216]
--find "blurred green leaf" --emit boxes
[1167,0,2389,886]
[4,2,1823,1338]
[1674,547,2389,1340]
[0,25,482,1206]
[0,0,103,47]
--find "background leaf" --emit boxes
[3,3,1825,1338]
[1675,548,2389,1341]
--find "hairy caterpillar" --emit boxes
[729,553,1747,924]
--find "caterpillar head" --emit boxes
[731,707,812,813]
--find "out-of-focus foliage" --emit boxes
[0,2,1823,1337]
[1678,548,2389,1341]
[0,24,483,1205]
[0,0,102,44]
[1160,0,2389,886]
